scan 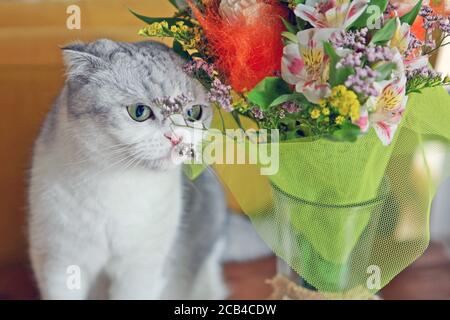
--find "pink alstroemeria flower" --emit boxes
[295,0,369,29]
[281,28,337,103]
[365,76,408,146]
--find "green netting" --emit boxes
[208,87,450,298]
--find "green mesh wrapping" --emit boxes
[211,87,450,298]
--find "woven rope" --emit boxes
[267,275,381,300]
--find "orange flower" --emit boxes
[393,0,449,41]
[411,15,426,41]
[428,0,448,15]
[189,0,288,93]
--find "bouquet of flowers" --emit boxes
[134,0,450,298]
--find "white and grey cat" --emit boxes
[28,39,228,300]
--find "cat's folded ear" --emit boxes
[61,42,107,81]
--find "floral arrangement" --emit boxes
[134,0,449,146]
[131,1,450,297]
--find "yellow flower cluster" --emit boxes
[232,91,250,112]
[328,85,361,122]
[335,116,346,125]
[310,108,321,119]
[187,27,203,51]
[287,0,300,9]
[138,21,169,37]
[139,21,202,52]
[312,100,330,119]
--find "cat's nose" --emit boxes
[164,132,182,146]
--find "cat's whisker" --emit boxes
[62,142,142,167]
[69,152,137,188]
[62,147,129,167]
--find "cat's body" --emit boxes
[28,39,227,299]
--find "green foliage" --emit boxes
[173,40,191,60]
[370,19,397,44]
[129,9,193,27]
[330,123,362,142]
[247,77,292,110]
[375,62,397,81]
[400,0,423,25]
[406,74,450,94]
[323,42,354,87]
[282,31,298,44]
[350,0,388,29]
[168,0,181,9]
[281,17,299,34]
[270,93,304,107]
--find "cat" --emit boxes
[28,39,228,300]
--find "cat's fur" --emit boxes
[28,39,227,299]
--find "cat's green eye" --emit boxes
[185,105,204,122]
[127,104,154,122]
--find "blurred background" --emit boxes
[0,0,449,300]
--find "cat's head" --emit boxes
[62,39,212,170]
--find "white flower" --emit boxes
[281,28,337,103]
[389,18,411,56]
[295,0,369,29]
[365,75,408,146]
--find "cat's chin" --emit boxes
[138,147,198,171]
[136,156,183,171]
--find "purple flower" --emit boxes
[406,65,441,80]
[345,66,379,97]
[251,107,264,120]
[419,5,449,35]
[282,101,300,114]
[365,45,394,63]
[337,51,364,68]
[406,32,424,56]
[425,37,436,48]
[439,16,450,34]
[330,28,368,52]
[183,59,215,78]
[208,78,233,112]
[154,94,193,119]
[419,5,437,30]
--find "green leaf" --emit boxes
[330,123,361,142]
[168,0,182,9]
[247,77,291,110]
[370,18,397,44]
[323,42,354,86]
[129,9,193,27]
[281,17,298,34]
[281,32,298,43]
[173,40,190,60]
[231,111,244,130]
[350,0,388,29]
[375,62,396,81]
[400,0,423,25]
[269,93,303,107]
